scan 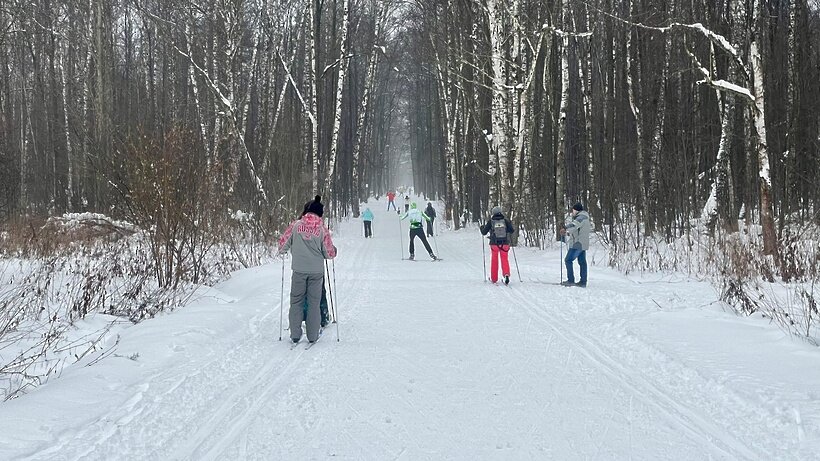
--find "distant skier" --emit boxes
[387,191,397,211]
[403,195,411,213]
[278,195,337,343]
[400,202,437,261]
[362,207,374,238]
[559,202,590,287]
[424,202,437,237]
[480,206,516,285]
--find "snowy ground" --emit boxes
[2,197,819,460]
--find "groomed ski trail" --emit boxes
[5,196,818,460]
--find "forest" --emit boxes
[0,0,818,327]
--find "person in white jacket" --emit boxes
[559,202,590,287]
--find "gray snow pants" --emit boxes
[289,271,324,342]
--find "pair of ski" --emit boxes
[402,258,443,262]
[290,328,323,350]
[520,280,587,287]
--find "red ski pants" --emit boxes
[490,244,511,282]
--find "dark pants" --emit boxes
[302,281,330,327]
[387,201,396,211]
[409,227,433,255]
[426,218,435,237]
[564,248,587,283]
[404,204,409,213]
[364,220,372,237]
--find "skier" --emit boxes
[480,206,516,285]
[278,195,337,343]
[559,202,590,287]
[403,195,411,213]
[424,202,437,237]
[299,199,330,326]
[400,202,437,260]
[362,207,374,238]
[387,190,397,211]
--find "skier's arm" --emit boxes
[506,219,515,234]
[277,222,296,254]
[422,212,431,222]
[321,227,338,259]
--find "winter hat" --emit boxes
[572,202,584,212]
[410,202,417,209]
[307,195,324,217]
[301,201,311,217]
[491,206,503,216]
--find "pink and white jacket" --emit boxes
[278,213,337,273]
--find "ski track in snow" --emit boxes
[3,196,818,460]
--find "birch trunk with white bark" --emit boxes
[749,0,778,259]
[487,0,508,208]
[576,10,597,217]
[555,1,570,236]
[325,0,351,213]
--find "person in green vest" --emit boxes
[400,202,437,260]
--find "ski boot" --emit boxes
[429,253,437,261]
[409,254,415,260]
[504,275,510,285]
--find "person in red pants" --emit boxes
[480,206,516,284]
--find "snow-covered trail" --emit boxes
[3,197,820,460]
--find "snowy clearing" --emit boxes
[1,197,819,460]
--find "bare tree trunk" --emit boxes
[576,10,597,218]
[555,1,570,235]
[93,0,112,209]
[59,49,73,211]
[749,0,778,259]
[646,29,670,234]
[186,23,208,154]
[487,0,509,209]
[325,0,351,213]
[625,0,644,239]
[310,0,320,193]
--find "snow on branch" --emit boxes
[592,7,750,80]
[703,79,754,101]
[276,49,317,127]
[542,24,593,38]
[686,48,754,103]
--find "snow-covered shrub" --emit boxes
[0,209,278,400]
[605,218,819,341]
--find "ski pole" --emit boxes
[324,260,333,320]
[279,255,285,341]
[431,223,439,256]
[511,245,522,282]
[398,214,404,260]
[332,258,340,342]
[560,239,564,283]
[481,234,487,281]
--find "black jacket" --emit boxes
[481,214,515,245]
[425,205,436,219]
